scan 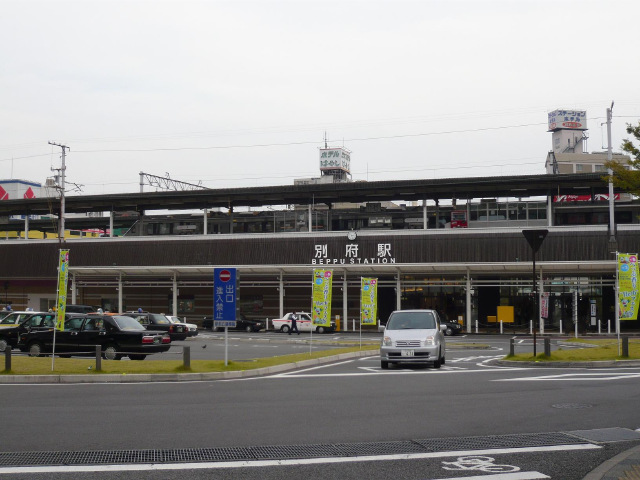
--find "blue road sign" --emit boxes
[214,268,237,323]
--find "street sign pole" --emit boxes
[523,230,548,358]
[214,268,237,367]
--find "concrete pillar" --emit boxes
[279,271,284,319]
[118,274,123,313]
[172,274,178,317]
[466,269,472,334]
[342,274,348,331]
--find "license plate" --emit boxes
[401,349,414,357]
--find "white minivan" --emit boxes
[380,309,446,369]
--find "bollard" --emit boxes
[4,346,11,372]
[95,345,101,372]
[509,338,515,357]
[608,320,611,335]
[475,320,478,334]
[559,320,563,335]
[183,345,191,369]
[529,320,533,335]
[544,337,551,357]
[598,320,601,335]
[622,336,629,358]
[500,320,503,334]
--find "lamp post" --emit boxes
[523,229,548,357]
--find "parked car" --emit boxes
[441,319,463,336]
[0,311,58,351]
[202,313,264,332]
[167,315,198,336]
[380,309,446,369]
[18,314,171,360]
[272,312,336,334]
[122,312,188,341]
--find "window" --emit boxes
[594,164,606,172]
[575,164,584,172]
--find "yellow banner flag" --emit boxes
[56,249,70,331]
[312,269,332,327]
[360,277,378,326]
[618,253,639,320]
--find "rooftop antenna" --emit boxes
[324,131,328,149]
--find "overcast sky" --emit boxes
[1,0,639,196]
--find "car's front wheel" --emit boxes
[433,349,442,369]
[316,326,325,334]
[245,325,252,333]
[381,360,389,369]
[445,327,453,336]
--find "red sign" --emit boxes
[23,187,35,199]
[219,269,231,282]
[0,186,7,200]
[562,122,582,129]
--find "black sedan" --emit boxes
[122,312,188,341]
[442,319,463,336]
[0,311,59,351]
[203,313,264,332]
[18,314,171,360]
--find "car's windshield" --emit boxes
[112,316,147,331]
[386,312,436,330]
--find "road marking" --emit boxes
[496,372,640,382]
[0,444,595,475]
[431,473,548,480]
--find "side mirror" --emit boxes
[378,324,386,333]
[440,324,447,332]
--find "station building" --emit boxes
[1,111,639,332]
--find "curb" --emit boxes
[582,444,640,480]
[0,349,380,384]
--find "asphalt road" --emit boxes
[1,333,639,479]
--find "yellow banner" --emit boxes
[56,249,70,331]
[312,269,332,327]
[360,277,378,326]
[618,253,639,320]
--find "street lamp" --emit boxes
[522,229,548,357]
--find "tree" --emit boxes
[605,121,640,196]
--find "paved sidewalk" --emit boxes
[584,444,640,480]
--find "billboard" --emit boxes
[548,109,587,131]
[0,180,41,201]
[319,148,350,174]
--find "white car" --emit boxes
[380,309,446,369]
[167,316,198,337]
[272,312,336,334]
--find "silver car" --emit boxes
[380,309,446,369]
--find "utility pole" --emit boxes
[606,102,615,244]
[49,142,69,240]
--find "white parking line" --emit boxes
[0,444,595,475]
[496,372,640,381]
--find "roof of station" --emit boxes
[0,172,609,216]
